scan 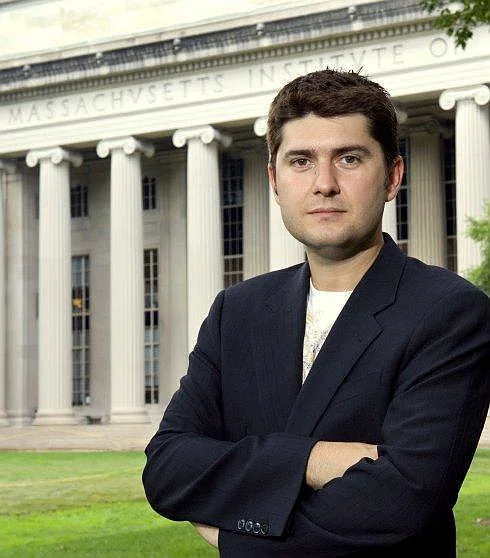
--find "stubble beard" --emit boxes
[283,213,383,262]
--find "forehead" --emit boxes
[278,113,375,150]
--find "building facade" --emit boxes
[0,0,488,433]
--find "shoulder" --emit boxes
[371,242,488,334]
[403,256,487,302]
[224,263,305,300]
[380,235,487,305]
[394,257,489,332]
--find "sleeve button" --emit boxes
[237,518,245,530]
[260,521,269,535]
[253,522,261,534]
[245,520,253,532]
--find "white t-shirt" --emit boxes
[302,280,352,383]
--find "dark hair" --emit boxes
[267,68,399,169]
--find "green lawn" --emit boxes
[0,449,488,557]
[0,451,217,558]
[455,450,490,557]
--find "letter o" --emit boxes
[430,38,448,58]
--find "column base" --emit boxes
[109,407,150,424]
[6,411,34,427]
[32,409,78,426]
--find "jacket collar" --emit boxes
[253,235,406,435]
[250,262,310,432]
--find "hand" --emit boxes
[306,441,378,490]
[192,522,219,548]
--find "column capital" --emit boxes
[0,160,16,174]
[96,136,155,159]
[26,147,82,168]
[172,125,232,149]
[253,117,268,137]
[439,85,490,111]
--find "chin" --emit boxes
[305,231,353,249]
[303,230,381,257]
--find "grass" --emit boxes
[0,451,217,558]
[0,449,488,557]
[455,450,490,557]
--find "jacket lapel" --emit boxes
[251,263,309,432]
[285,236,406,436]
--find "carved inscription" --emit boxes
[247,43,407,89]
[7,74,225,125]
[0,35,470,131]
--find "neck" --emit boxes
[307,238,384,292]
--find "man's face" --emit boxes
[268,113,403,260]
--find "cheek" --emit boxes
[279,196,300,222]
[348,177,387,206]
[277,183,304,206]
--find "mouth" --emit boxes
[308,208,345,215]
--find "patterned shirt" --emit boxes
[302,281,352,383]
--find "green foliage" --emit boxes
[420,0,490,48]
[467,202,490,295]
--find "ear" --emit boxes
[268,164,279,202]
[385,155,404,202]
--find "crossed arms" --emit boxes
[143,286,489,555]
[195,440,379,547]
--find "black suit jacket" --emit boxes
[143,236,490,557]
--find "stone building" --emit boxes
[0,0,488,435]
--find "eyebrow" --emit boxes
[283,145,373,159]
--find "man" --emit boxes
[143,69,489,556]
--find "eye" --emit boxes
[339,154,360,165]
[291,157,311,168]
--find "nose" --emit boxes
[313,162,340,196]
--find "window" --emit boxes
[221,154,244,287]
[144,248,159,404]
[70,183,88,218]
[143,176,157,210]
[72,256,90,406]
[396,138,409,254]
[444,135,457,272]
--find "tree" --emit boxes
[420,0,490,48]
[467,202,490,295]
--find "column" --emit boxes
[382,199,398,243]
[243,149,269,279]
[97,137,154,424]
[26,147,82,425]
[172,125,231,350]
[0,161,14,426]
[440,85,490,276]
[254,117,304,271]
[5,166,36,426]
[381,108,407,243]
[407,118,446,267]
[269,190,305,270]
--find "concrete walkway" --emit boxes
[0,423,160,451]
[1,422,488,451]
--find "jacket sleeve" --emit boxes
[219,287,490,556]
[142,290,318,537]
